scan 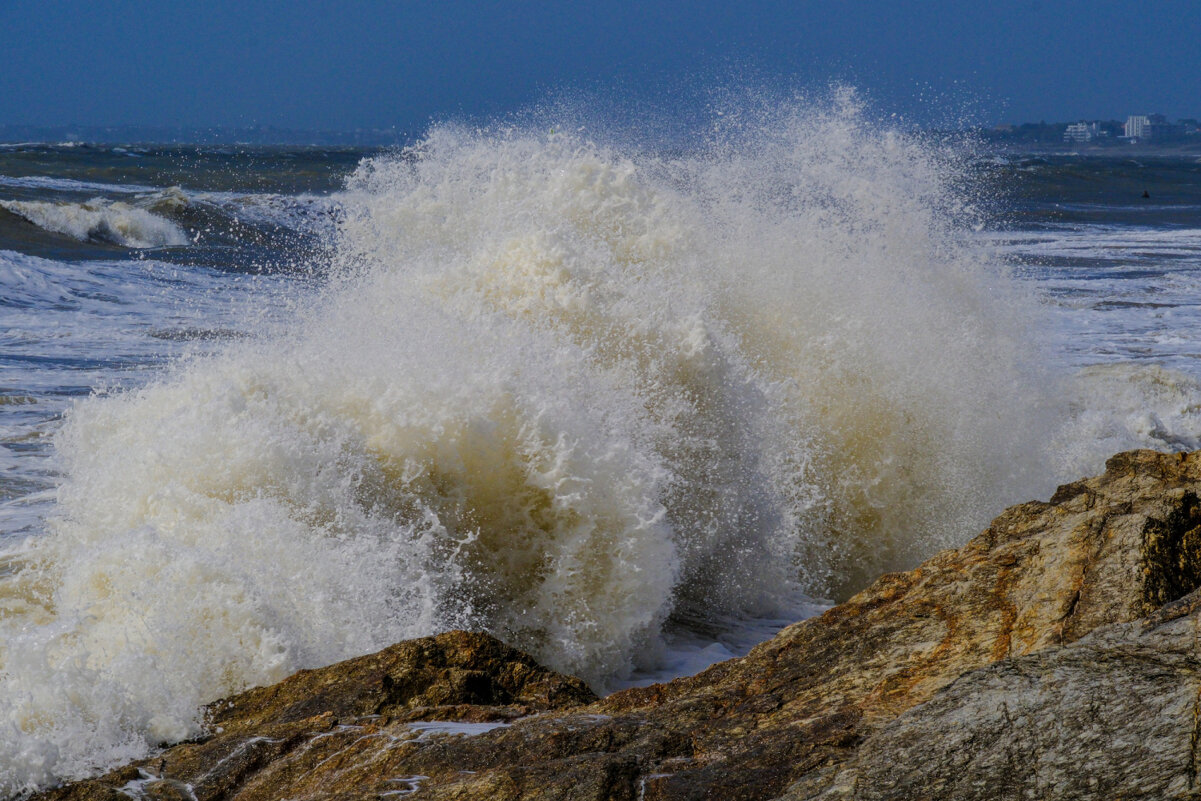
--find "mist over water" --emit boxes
[1,96,1188,791]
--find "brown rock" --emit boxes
[32,630,596,801]
[206,628,597,733]
[30,450,1201,801]
[782,594,1201,800]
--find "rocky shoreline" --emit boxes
[33,449,1201,800]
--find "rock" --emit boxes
[30,450,1201,801]
[206,628,598,733]
[784,593,1201,800]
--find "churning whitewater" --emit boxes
[0,101,1132,790]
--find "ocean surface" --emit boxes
[3,103,1201,790]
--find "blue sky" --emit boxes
[2,1,1199,131]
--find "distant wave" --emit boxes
[0,197,190,248]
[0,174,341,251]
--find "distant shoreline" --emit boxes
[983,141,1201,158]
[0,124,408,147]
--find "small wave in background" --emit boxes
[0,197,190,248]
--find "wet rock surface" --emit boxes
[33,450,1201,801]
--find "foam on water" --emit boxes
[984,221,1201,466]
[0,98,1191,791]
[1057,364,1201,460]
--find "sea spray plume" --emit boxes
[333,96,1056,598]
[333,125,819,625]
[674,91,1058,594]
[0,97,1058,792]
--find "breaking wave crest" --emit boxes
[0,196,190,248]
[0,96,1094,790]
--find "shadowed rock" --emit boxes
[31,450,1201,801]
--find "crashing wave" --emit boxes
[0,95,1133,791]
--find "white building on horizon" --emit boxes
[1125,115,1151,138]
[1064,122,1101,142]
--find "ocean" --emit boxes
[3,101,1201,790]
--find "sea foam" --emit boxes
[0,97,1092,791]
